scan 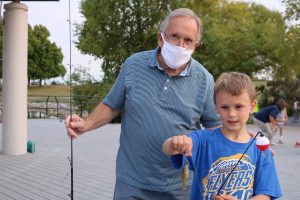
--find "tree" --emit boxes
[280,0,300,78]
[282,0,300,22]
[76,0,294,81]
[257,79,300,114]
[190,0,288,79]
[73,0,300,120]
[76,0,187,83]
[275,25,300,79]
[0,24,65,84]
[28,25,66,86]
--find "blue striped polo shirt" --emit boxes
[103,48,221,192]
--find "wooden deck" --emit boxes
[0,119,120,200]
[0,119,300,199]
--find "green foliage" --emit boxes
[28,25,66,85]
[71,66,113,112]
[257,79,300,114]
[279,25,300,79]
[0,23,65,83]
[74,0,300,119]
[76,0,298,81]
[72,81,102,113]
[192,1,288,79]
[76,0,187,82]
[282,0,300,22]
[280,0,300,79]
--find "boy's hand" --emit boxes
[169,135,193,157]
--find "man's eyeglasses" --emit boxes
[163,33,198,49]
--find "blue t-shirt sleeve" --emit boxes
[254,149,282,199]
[171,154,185,169]
[170,130,203,170]
[170,153,197,171]
[189,130,201,162]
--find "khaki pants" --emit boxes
[252,117,276,142]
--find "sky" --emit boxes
[1,0,102,82]
[0,0,286,82]
[248,0,285,12]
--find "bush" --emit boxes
[257,79,300,115]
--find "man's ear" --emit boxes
[157,32,163,47]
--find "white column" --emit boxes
[2,2,28,155]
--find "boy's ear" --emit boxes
[250,99,257,114]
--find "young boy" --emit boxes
[163,72,282,200]
[276,104,288,144]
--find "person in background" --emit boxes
[252,99,288,145]
[293,97,299,122]
[295,140,300,148]
[276,106,288,144]
[65,8,221,199]
[163,72,282,200]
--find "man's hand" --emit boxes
[65,114,86,139]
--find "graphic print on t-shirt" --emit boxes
[202,154,255,199]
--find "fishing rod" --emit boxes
[186,131,271,197]
[216,131,263,195]
[67,0,74,199]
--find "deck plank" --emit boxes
[0,119,119,200]
[1,119,300,199]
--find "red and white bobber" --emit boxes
[256,135,270,151]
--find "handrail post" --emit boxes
[46,96,50,117]
[54,96,59,118]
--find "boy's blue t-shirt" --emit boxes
[171,128,282,200]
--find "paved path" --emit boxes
[247,121,300,200]
[0,119,299,199]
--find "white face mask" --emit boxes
[161,34,194,69]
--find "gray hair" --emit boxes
[159,8,203,43]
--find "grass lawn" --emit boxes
[0,80,266,98]
[27,85,70,96]
[0,85,71,102]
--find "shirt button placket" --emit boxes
[160,78,170,100]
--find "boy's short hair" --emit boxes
[214,72,256,103]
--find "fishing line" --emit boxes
[66,0,74,199]
[216,131,262,195]
[187,156,203,194]
[188,131,264,196]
